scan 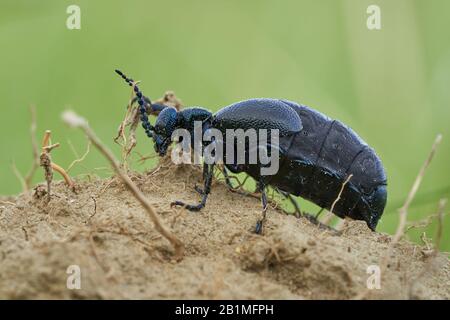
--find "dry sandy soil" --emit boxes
[0,160,449,299]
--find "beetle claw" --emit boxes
[170,200,185,208]
[171,200,204,212]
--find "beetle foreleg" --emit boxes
[171,164,214,211]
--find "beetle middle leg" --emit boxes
[255,181,268,234]
[171,163,214,211]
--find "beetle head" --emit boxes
[153,107,178,156]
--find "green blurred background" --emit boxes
[1,0,449,250]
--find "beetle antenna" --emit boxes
[115,69,153,138]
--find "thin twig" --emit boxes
[67,140,91,172]
[393,134,442,244]
[434,198,447,251]
[329,174,353,216]
[12,161,27,192]
[408,199,447,298]
[62,110,184,261]
[354,134,443,300]
[24,105,40,191]
[318,174,352,227]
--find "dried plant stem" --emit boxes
[40,131,75,199]
[393,134,442,244]
[114,89,183,168]
[42,130,52,148]
[39,152,53,200]
[63,111,184,261]
[330,174,353,216]
[52,163,75,187]
[12,161,27,192]
[434,198,447,251]
[408,198,447,298]
[115,82,140,168]
[355,134,443,300]
[382,134,442,285]
[24,105,40,191]
[319,174,353,226]
[67,141,91,172]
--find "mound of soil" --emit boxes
[0,161,449,299]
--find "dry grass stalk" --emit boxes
[24,105,40,190]
[393,134,442,244]
[62,110,184,261]
[434,198,447,251]
[67,140,91,172]
[355,133,443,299]
[408,198,447,298]
[330,174,353,216]
[318,174,352,226]
[12,106,40,192]
[114,88,183,168]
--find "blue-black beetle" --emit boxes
[115,70,387,233]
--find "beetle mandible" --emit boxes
[115,70,387,233]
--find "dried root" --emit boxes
[114,86,183,168]
[40,130,75,200]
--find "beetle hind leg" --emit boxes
[255,181,268,234]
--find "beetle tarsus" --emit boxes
[171,200,204,211]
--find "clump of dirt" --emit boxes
[0,161,449,299]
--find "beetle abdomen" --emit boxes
[278,100,387,227]
[280,100,386,189]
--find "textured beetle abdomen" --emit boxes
[316,120,366,177]
[280,99,385,187]
[347,146,387,194]
[281,100,333,165]
[278,99,387,223]
[214,99,303,136]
